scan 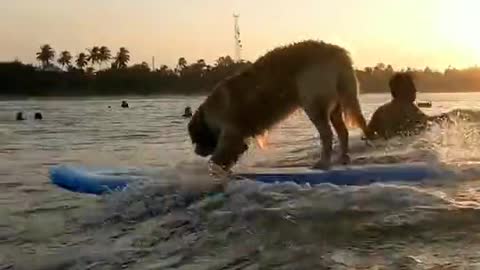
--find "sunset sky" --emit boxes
[2,0,480,70]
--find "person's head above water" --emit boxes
[16,112,25,121]
[389,72,417,103]
[183,106,193,117]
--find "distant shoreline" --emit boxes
[2,90,478,101]
[0,92,207,101]
[3,60,480,99]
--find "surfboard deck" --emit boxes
[49,162,452,195]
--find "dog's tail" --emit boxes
[337,65,370,136]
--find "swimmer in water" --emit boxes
[182,106,193,118]
[367,72,450,140]
[16,112,25,121]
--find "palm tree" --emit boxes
[85,67,95,76]
[131,61,150,71]
[176,57,187,72]
[197,59,207,76]
[57,51,72,70]
[158,65,174,76]
[189,59,207,77]
[76,53,88,70]
[113,47,130,69]
[196,59,206,67]
[215,56,234,68]
[87,46,101,69]
[374,62,386,72]
[159,65,169,72]
[99,46,111,70]
[36,44,55,69]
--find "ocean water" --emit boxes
[2,93,480,269]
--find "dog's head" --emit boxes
[188,107,219,157]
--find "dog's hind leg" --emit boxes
[297,65,338,170]
[311,111,334,170]
[330,104,350,165]
[302,101,336,170]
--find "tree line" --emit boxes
[1,44,480,97]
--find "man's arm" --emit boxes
[428,113,452,124]
[411,105,429,121]
[365,108,383,140]
[411,105,451,124]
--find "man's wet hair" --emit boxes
[389,72,415,99]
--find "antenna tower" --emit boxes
[233,14,242,62]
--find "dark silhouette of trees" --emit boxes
[99,46,111,69]
[159,64,170,74]
[130,61,150,71]
[57,51,72,70]
[76,53,88,70]
[2,43,480,97]
[385,65,394,74]
[176,57,187,74]
[87,46,101,69]
[113,47,130,69]
[374,63,385,71]
[36,44,55,69]
[215,56,234,68]
[86,67,95,75]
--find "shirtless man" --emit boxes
[367,72,449,140]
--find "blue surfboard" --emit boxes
[49,163,452,195]
[49,165,139,195]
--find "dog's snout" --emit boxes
[195,145,211,157]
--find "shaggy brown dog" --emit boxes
[188,40,371,171]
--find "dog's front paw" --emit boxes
[311,160,331,170]
[208,161,232,179]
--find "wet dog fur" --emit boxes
[188,40,370,171]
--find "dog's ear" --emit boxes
[188,108,204,144]
[188,108,218,153]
